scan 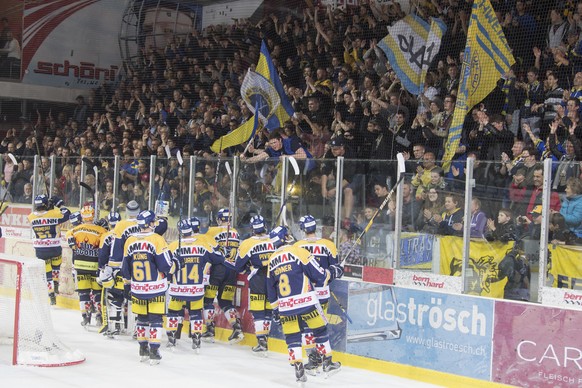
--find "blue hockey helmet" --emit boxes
[217,208,230,223]
[301,215,317,233]
[250,215,266,234]
[269,226,290,248]
[34,194,49,209]
[177,218,193,236]
[298,216,307,231]
[107,211,121,227]
[189,217,201,233]
[136,210,156,229]
[69,211,82,226]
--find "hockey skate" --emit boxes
[139,342,150,362]
[49,293,57,306]
[294,362,307,386]
[322,355,341,378]
[80,314,91,327]
[167,331,177,348]
[228,319,244,344]
[149,348,162,365]
[252,336,268,357]
[95,313,103,328]
[201,322,215,343]
[192,332,201,354]
[304,351,322,376]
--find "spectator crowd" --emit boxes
[1,0,582,252]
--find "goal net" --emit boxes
[0,257,85,366]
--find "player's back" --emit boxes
[110,219,140,267]
[207,226,240,264]
[294,237,338,268]
[123,232,171,298]
[70,223,107,271]
[268,245,322,315]
[168,236,218,299]
[238,235,276,272]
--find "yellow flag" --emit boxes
[442,0,515,169]
[210,115,257,154]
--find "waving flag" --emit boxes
[378,15,446,95]
[254,40,295,131]
[442,0,515,169]
[210,110,260,154]
[241,69,281,123]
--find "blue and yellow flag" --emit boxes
[442,0,515,169]
[210,112,259,154]
[378,15,446,95]
[255,40,295,131]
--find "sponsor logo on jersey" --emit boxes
[249,242,276,255]
[279,295,313,309]
[127,241,156,255]
[132,282,166,292]
[31,218,60,226]
[169,285,204,294]
[301,244,331,256]
[269,252,294,268]
[178,245,204,256]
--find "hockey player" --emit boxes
[97,211,124,335]
[67,205,107,326]
[28,194,71,304]
[203,208,244,344]
[166,217,224,352]
[228,215,275,355]
[109,200,141,269]
[294,215,339,374]
[266,226,343,383]
[121,210,181,365]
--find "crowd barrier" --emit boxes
[2,203,582,387]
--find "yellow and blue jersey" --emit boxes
[233,235,276,279]
[121,231,173,299]
[267,245,330,316]
[293,237,338,302]
[110,219,140,268]
[167,235,224,301]
[28,207,71,259]
[206,225,240,265]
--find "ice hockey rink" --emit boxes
[1,306,442,387]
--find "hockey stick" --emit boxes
[210,137,224,223]
[30,112,51,197]
[273,156,300,226]
[177,150,184,254]
[224,161,235,249]
[0,153,18,216]
[154,145,172,217]
[340,153,406,267]
[82,157,100,219]
[330,291,353,324]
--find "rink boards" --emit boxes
[2,205,581,387]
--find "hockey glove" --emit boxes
[329,264,344,280]
[123,284,131,300]
[98,266,115,288]
[50,196,64,208]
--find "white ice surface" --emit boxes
[1,306,442,387]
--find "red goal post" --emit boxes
[0,256,85,366]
